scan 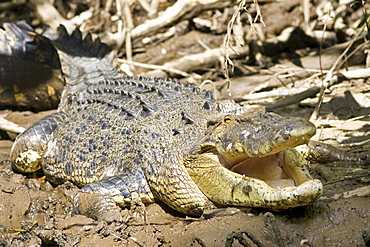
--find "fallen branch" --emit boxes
[28,0,76,33]
[0,117,25,134]
[117,58,193,78]
[140,45,249,78]
[131,0,231,40]
[330,67,370,84]
[264,87,321,111]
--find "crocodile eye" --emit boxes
[224,117,232,123]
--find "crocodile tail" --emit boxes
[50,25,118,108]
[0,22,64,110]
[0,22,60,67]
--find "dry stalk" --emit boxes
[223,0,264,98]
[311,18,369,120]
[122,0,134,72]
[114,0,125,52]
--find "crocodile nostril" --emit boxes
[284,124,294,133]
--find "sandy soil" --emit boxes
[0,109,369,247]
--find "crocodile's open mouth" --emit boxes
[218,149,304,189]
[187,146,322,209]
[186,111,323,209]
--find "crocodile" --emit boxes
[8,23,324,222]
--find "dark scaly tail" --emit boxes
[0,22,64,110]
[49,26,118,110]
[0,22,116,110]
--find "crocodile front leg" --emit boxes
[146,156,213,217]
[73,155,213,221]
[74,171,155,222]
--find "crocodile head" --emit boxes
[215,108,316,187]
[188,107,323,210]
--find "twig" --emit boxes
[119,44,248,78]
[223,1,247,98]
[70,9,93,26]
[142,26,177,45]
[150,0,159,14]
[159,46,247,75]
[0,117,26,134]
[264,212,284,247]
[301,0,310,30]
[128,236,145,247]
[114,0,125,52]
[336,41,369,71]
[117,58,193,77]
[193,237,206,247]
[199,80,218,97]
[300,140,370,164]
[323,175,370,186]
[223,1,264,97]
[310,19,368,120]
[237,88,308,101]
[321,185,370,200]
[123,0,134,65]
[225,231,265,247]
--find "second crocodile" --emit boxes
[9,23,323,222]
